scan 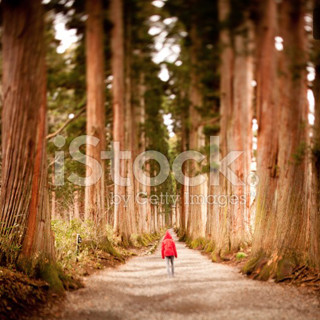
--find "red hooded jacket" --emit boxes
[161,231,177,259]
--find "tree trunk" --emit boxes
[124,11,136,236]
[310,35,320,269]
[250,0,279,258]
[179,94,188,234]
[138,73,148,233]
[248,0,310,280]
[187,20,207,239]
[229,13,254,248]
[74,190,80,220]
[215,0,234,255]
[111,0,132,243]
[0,0,56,274]
[214,0,253,256]
[51,168,57,220]
[275,0,309,268]
[84,0,106,230]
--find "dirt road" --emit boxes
[59,231,319,320]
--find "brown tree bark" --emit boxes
[228,13,254,249]
[178,89,188,236]
[310,40,320,269]
[84,0,106,229]
[139,75,148,233]
[0,0,55,273]
[248,0,311,279]
[74,190,81,220]
[124,12,137,236]
[111,0,132,243]
[186,19,207,239]
[213,0,254,256]
[51,168,57,220]
[248,0,280,261]
[215,0,234,254]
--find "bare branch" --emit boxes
[199,116,220,127]
[46,105,86,140]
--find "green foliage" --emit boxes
[253,149,257,159]
[242,252,302,282]
[51,219,121,270]
[236,252,247,260]
[162,0,221,190]
[227,0,256,33]
[45,12,90,217]
[98,237,123,259]
[0,227,22,266]
[132,232,161,248]
[177,231,218,262]
[204,241,215,254]
[211,252,217,262]
[203,124,220,137]
[188,237,208,250]
[36,262,64,293]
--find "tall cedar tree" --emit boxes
[311,5,320,269]
[0,0,60,286]
[247,0,310,279]
[186,12,207,239]
[110,0,133,242]
[214,0,253,256]
[84,0,106,229]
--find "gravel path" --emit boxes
[60,230,320,320]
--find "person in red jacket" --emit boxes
[161,230,178,277]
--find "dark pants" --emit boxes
[165,256,174,277]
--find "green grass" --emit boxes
[204,241,215,253]
[51,219,122,271]
[236,252,247,260]
[133,232,161,247]
[189,237,208,250]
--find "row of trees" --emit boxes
[169,0,320,279]
[0,0,319,285]
[0,0,174,283]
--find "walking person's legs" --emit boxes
[165,257,171,276]
[165,256,174,277]
[170,256,174,277]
